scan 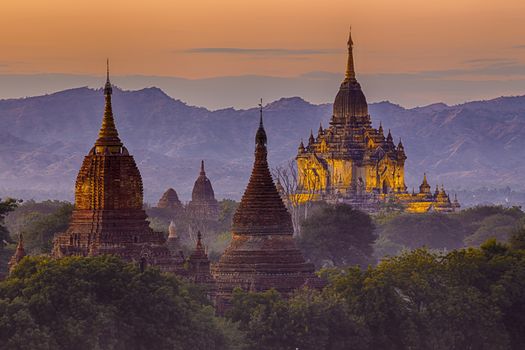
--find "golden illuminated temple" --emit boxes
[295,31,460,213]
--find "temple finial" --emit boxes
[345,27,356,82]
[259,98,263,127]
[95,60,122,151]
[255,99,267,147]
[200,160,205,175]
[104,58,112,95]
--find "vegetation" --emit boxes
[146,199,238,261]
[374,205,525,259]
[4,200,73,254]
[0,255,234,350]
[0,198,20,245]
[228,241,525,350]
[297,204,375,268]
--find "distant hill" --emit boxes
[1,87,525,205]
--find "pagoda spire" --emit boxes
[345,27,356,82]
[231,103,293,235]
[255,98,267,147]
[200,160,206,175]
[95,59,122,152]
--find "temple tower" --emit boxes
[187,160,219,219]
[52,62,175,271]
[213,104,320,312]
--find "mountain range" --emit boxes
[1,86,525,206]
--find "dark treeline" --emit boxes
[1,238,524,349]
[1,199,525,349]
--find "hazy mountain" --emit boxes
[1,87,525,205]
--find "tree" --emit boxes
[0,198,19,245]
[273,161,318,236]
[227,288,369,350]
[376,213,464,253]
[509,217,525,250]
[0,255,231,350]
[297,204,375,268]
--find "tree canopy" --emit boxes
[297,204,375,268]
[227,241,525,350]
[0,255,231,350]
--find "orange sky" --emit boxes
[1,0,524,79]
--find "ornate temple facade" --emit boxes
[51,65,180,272]
[213,110,322,313]
[296,31,459,213]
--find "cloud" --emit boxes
[462,58,517,65]
[183,47,340,56]
[512,45,525,49]
[414,59,525,79]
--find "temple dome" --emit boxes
[333,80,369,120]
[332,29,369,124]
[191,160,216,203]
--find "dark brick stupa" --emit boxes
[212,104,319,312]
[52,63,176,272]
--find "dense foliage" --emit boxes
[4,200,73,254]
[0,198,19,245]
[375,205,525,258]
[297,204,375,267]
[228,241,525,350]
[0,256,232,350]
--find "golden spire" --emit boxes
[345,27,356,82]
[95,59,122,152]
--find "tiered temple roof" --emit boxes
[212,104,320,313]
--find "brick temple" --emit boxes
[212,107,321,312]
[187,161,219,220]
[52,64,179,272]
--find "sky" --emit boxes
[1,0,525,108]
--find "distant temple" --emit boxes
[51,63,180,272]
[213,107,322,313]
[296,31,459,213]
[187,160,219,219]
[157,188,183,212]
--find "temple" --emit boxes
[187,160,219,219]
[157,188,183,212]
[212,105,321,313]
[296,30,459,213]
[51,62,179,271]
[187,231,215,296]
